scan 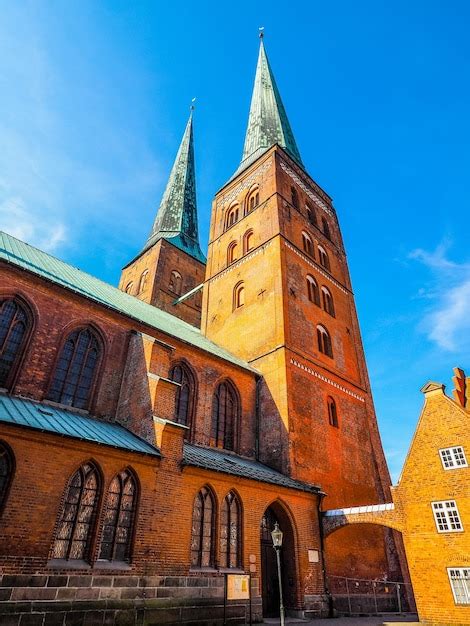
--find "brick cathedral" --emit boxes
[0,38,407,623]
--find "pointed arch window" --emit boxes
[138,270,149,294]
[47,327,101,410]
[322,216,331,241]
[302,232,314,258]
[243,230,254,254]
[317,325,333,358]
[99,469,137,563]
[318,245,330,271]
[307,275,320,306]
[306,203,317,227]
[190,486,215,568]
[322,286,335,317]
[233,282,245,310]
[225,204,239,230]
[220,491,242,569]
[0,441,14,513]
[0,298,31,390]
[124,282,134,294]
[227,242,238,266]
[169,270,183,295]
[291,186,299,209]
[246,187,260,214]
[169,362,195,430]
[327,396,339,427]
[211,381,239,451]
[51,462,100,561]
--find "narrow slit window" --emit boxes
[317,325,333,358]
[318,245,330,271]
[291,186,299,209]
[322,287,335,317]
[233,282,245,310]
[227,242,238,266]
[327,396,339,427]
[302,232,314,257]
[307,275,320,306]
[243,230,254,254]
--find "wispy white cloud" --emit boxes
[409,241,470,351]
[0,196,67,252]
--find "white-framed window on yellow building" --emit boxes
[448,568,470,605]
[432,501,463,533]
[439,446,468,470]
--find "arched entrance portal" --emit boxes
[260,502,298,617]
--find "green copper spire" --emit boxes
[142,110,206,264]
[235,37,303,176]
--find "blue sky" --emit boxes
[1,1,469,481]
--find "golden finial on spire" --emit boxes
[259,26,264,39]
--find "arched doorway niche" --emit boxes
[260,500,299,617]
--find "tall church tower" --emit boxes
[202,37,403,579]
[120,110,206,326]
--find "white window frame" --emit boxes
[439,446,468,470]
[432,500,464,533]
[448,568,470,604]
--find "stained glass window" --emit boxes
[51,463,100,561]
[0,299,30,389]
[0,442,14,512]
[190,487,215,568]
[220,491,241,568]
[169,363,194,429]
[211,382,238,450]
[99,470,137,562]
[47,328,101,410]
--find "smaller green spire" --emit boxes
[234,37,303,178]
[142,109,206,264]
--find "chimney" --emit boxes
[452,367,470,409]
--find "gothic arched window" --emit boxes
[317,325,333,358]
[318,245,330,271]
[220,491,242,569]
[233,282,245,310]
[0,441,14,513]
[138,270,149,294]
[47,327,101,410]
[306,203,317,227]
[169,362,195,429]
[243,230,254,254]
[169,270,183,295]
[302,232,314,258]
[307,275,320,306]
[211,381,239,451]
[51,462,100,561]
[246,187,259,214]
[291,186,299,209]
[99,469,137,563]
[327,396,339,427]
[227,242,238,266]
[124,282,134,294]
[322,286,335,317]
[225,204,239,230]
[190,486,215,568]
[0,297,31,390]
[322,216,331,240]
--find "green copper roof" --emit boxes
[233,39,303,179]
[142,111,206,264]
[0,231,257,373]
[0,394,159,456]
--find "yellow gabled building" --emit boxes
[323,367,470,625]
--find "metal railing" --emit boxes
[328,575,417,615]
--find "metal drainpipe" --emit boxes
[255,375,261,460]
[317,492,334,618]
